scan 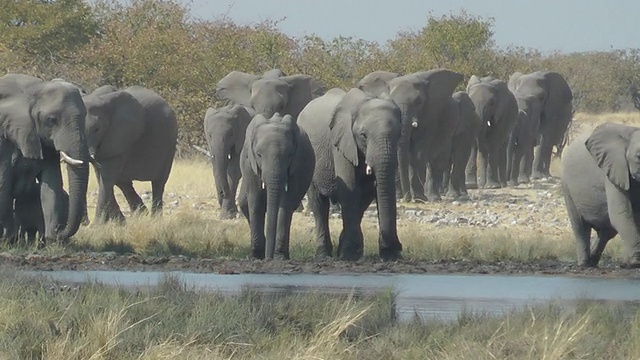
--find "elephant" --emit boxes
[561,122,640,268]
[82,85,178,223]
[465,75,518,189]
[215,69,317,120]
[203,104,253,219]
[237,113,315,260]
[506,94,541,186]
[444,91,481,199]
[508,71,573,179]
[297,88,403,261]
[0,74,90,243]
[358,69,464,202]
[14,184,71,244]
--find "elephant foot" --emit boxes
[445,190,461,199]
[251,248,265,260]
[517,176,530,184]
[465,183,478,190]
[507,180,519,187]
[273,253,290,261]
[219,210,238,220]
[625,253,640,269]
[426,193,442,202]
[412,194,429,203]
[315,245,333,259]
[337,232,364,261]
[379,248,402,262]
[531,172,548,180]
[338,250,363,261]
[483,181,502,189]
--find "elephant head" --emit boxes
[357,71,402,97]
[331,88,402,252]
[0,74,90,241]
[82,89,146,161]
[585,122,640,191]
[467,75,513,129]
[244,113,305,258]
[216,71,313,119]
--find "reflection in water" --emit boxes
[24,271,640,322]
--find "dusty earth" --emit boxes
[2,173,640,279]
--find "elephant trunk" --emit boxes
[397,104,413,202]
[264,170,286,259]
[368,139,402,258]
[54,126,90,241]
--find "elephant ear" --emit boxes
[467,75,481,92]
[246,114,269,175]
[329,88,367,166]
[0,95,43,159]
[310,77,326,98]
[282,75,312,119]
[508,72,524,93]
[421,69,464,103]
[281,114,304,177]
[216,71,260,107]
[585,122,634,191]
[357,71,399,97]
[262,69,286,79]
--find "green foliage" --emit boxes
[2,3,639,146]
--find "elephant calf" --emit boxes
[562,122,640,268]
[506,94,541,186]
[237,113,315,260]
[203,104,253,219]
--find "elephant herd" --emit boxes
[205,68,574,262]
[3,68,638,269]
[0,74,177,245]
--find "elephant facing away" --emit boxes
[465,75,518,189]
[506,94,541,186]
[238,113,315,260]
[297,88,403,261]
[561,122,640,268]
[445,91,481,199]
[82,86,178,223]
[204,104,253,219]
[358,69,464,202]
[0,74,90,243]
[509,71,573,179]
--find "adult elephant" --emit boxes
[297,88,403,261]
[445,91,481,199]
[237,113,315,260]
[82,86,178,223]
[561,123,640,268]
[506,94,541,186]
[0,74,90,243]
[509,71,573,179]
[465,76,518,189]
[203,104,253,219]
[358,69,463,202]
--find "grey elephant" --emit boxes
[297,88,403,261]
[14,184,72,244]
[509,71,573,179]
[237,113,314,260]
[506,94,541,186]
[203,104,253,219]
[358,69,463,202]
[82,85,178,223]
[0,74,90,243]
[465,75,518,189]
[561,122,640,268]
[444,91,481,199]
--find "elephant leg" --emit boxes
[589,228,617,267]
[532,138,553,179]
[39,158,67,243]
[116,180,148,214]
[95,176,124,224]
[425,160,442,202]
[409,154,427,202]
[605,180,640,267]
[448,149,468,199]
[221,158,241,219]
[337,181,374,261]
[563,189,592,266]
[245,177,266,259]
[151,180,166,215]
[465,142,478,189]
[307,184,332,258]
[497,143,508,188]
[0,181,15,243]
[484,144,502,189]
[274,193,299,260]
[519,147,533,184]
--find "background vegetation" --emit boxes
[2,0,640,149]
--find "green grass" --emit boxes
[0,273,639,359]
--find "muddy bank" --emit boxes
[2,251,639,278]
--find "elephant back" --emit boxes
[357,71,401,97]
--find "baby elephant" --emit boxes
[562,122,640,267]
[203,104,253,219]
[238,113,315,260]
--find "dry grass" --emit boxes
[34,113,634,262]
[0,273,639,359]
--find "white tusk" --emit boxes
[227,154,232,160]
[261,182,265,190]
[487,121,491,127]
[284,183,288,192]
[366,164,373,175]
[411,121,418,128]
[60,151,84,165]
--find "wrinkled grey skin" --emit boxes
[445,91,481,198]
[509,71,573,179]
[82,86,178,223]
[0,74,90,243]
[358,69,463,202]
[561,122,640,268]
[237,113,315,260]
[203,104,253,219]
[465,75,518,189]
[297,88,403,261]
[14,185,71,244]
[506,94,541,186]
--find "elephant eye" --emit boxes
[45,116,58,127]
[359,132,367,139]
